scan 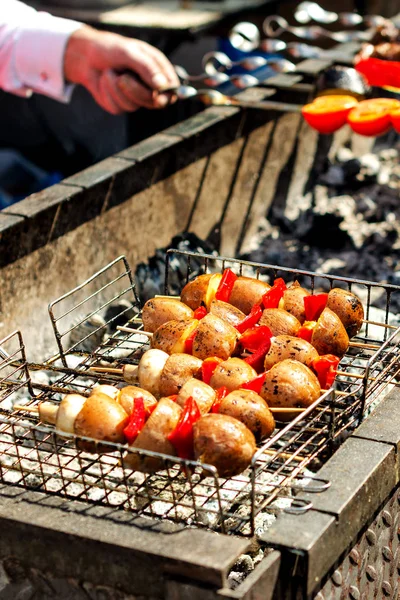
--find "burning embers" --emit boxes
[244,142,400,313]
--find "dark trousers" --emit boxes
[0,85,129,176]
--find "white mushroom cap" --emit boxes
[56,394,87,434]
[138,349,169,397]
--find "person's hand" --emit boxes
[64,25,180,114]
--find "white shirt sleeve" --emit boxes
[0,0,82,102]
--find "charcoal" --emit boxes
[134,232,217,302]
[242,145,400,312]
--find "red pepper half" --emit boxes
[235,304,263,334]
[123,397,146,445]
[312,354,340,390]
[297,322,316,343]
[302,95,359,134]
[201,357,223,384]
[183,328,198,355]
[215,269,237,302]
[240,325,273,353]
[167,396,201,460]
[211,386,229,413]
[241,372,266,394]
[262,278,287,309]
[193,306,208,320]
[303,293,328,322]
[347,98,400,137]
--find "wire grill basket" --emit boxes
[0,251,399,536]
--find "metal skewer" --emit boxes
[263,15,371,42]
[294,1,386,27]
[175,87,303,112]
[201,52,295,77]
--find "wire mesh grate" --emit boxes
[0,251,399,536]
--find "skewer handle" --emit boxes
[155,295,181,299]
[263,449,305,462]
[117,326,153,337]
[14,402,58,425]
[348,341,380,350]
[13,404,39,414]
[90,366,124,375]
[363,319,398,330]
[269,407,306,413]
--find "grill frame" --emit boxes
[1,252,400,539]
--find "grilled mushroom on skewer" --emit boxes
[117,386,158,416]
[209,299,246,326]
[193,414,257,477]
[263,335,319,370]
[123,397,182,473]
[260,359,321,422]
[310,307,349,357]
[216,389,275,441]
[209,358,257,392]
[259,308,301,337]
[158,353,203,397]
[175,378,216,415]
[92,348,201,397]
[181,273,271,314]
[142,295,246,331]
[326,288,364,337]
[280,281,310,324]
[142,297,194,333]
[15,392,129,453]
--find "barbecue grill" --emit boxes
[1,13,400,599]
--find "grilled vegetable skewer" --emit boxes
[15,391,129,453]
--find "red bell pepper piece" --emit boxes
[184,328,198,355]
[201,357,223,384]
[235,304,263,334]
[356,57,400,89]
[215,269,237,302]
[240,325,272,353]
[244,340,272,372]
[297,322,316,343]
[312,354,340,390]
[262,278,287,309]
[304,294,328,322]
[193,306,207,320]
[241,372,266,394]
[167,395,178,402]
[147,403,157,416]
[211,386,229,414]
[167,396,201,460]
[123,397,146,445]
